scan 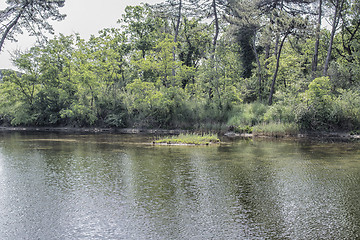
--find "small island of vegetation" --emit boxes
[154,133,220,145]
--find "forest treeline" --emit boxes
[1,0,360,133]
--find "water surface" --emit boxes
[0,132,360,239]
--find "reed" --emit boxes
[154,133,220,145]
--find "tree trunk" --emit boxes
[273,0,284,58]
[172,0,182,77]
[264,42,271,69]
[211,0,219,57]
[274,34,280,57]
[312,0,322,73]
[211,0,221,106]
[268,32,288,105]
[323,0,342,76]
[251,31,262,101]
[0,10,24,53]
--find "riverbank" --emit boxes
[225,131,360,142]
[1,126,360,142]
[0,126,188,135]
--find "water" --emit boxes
[0,132,360,239]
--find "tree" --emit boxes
[268,11,308,105]
[135,35,195,88]
[323,0,346,76]
[119,4,164,59]
[226,0,263,99]
[312,0,323,73]
[2,47,42,106]
[0,0,66,53]
[151,0,184,77]
[331,0,360,85]
[179,17,212,88]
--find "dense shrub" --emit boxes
[295,77,334,130]
[331,89,360,130]
[227,102,267,127]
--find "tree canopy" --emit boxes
[0,0,66,52]
[1,0,360,133]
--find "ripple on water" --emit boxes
[0,134,360,239]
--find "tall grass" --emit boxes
[227,102,267,127]
[253,122,299,137]
[154,133,220,145]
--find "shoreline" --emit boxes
[0,126,359,142]
[0,126,188,135]
[225,131,360,142]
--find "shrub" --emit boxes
[60,104,97,126]
[331,89,360,130]
[227,102,267,127]
[263,103,295,124]
[253,122,299,136]
[296,77,335,130]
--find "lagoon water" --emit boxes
[0,132,360,239]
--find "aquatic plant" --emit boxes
[154,133,220,145]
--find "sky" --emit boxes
[0,0,164,69]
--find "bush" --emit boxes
[10,102,39,126]
[60,104,97,126]
[227,102,267,127]
[331,89,360,130]
[263,103,295,124]
[296,77,335,130]
[253,122,299,136]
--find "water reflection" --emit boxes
[0,132,360,239]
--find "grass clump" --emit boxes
[154,133,220,145]
[253,122,299,137]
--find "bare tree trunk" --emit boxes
[264,27,271,72]
[273,0,284,58]
[264,42,271,69]
[211,0,219,57]
[274,34,280,57]
[172,0,182,77]
[173,0,182,45]
[312,0,322,73]
[211,0,221,106]
[268,32,288,105]
[251,31,262,101]
[323,0,342,76]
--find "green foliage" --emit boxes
[155,133,220,145]
[119,4,164,58]
[253,123,299,136]
[331,89,360,130]
[60,104,97,126]
[178,17,212,69]
[1,2,360,134]
[124,79,169,127]
[227,102,267,127]
[125,79,163,112]
[135,35,195,87]
[296,77,334,130]
[263,96,297,124]
[306,77,332,106]
[232,125,253,134]
[9,102,38,126]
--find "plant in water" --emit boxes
[154,133,220,145]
